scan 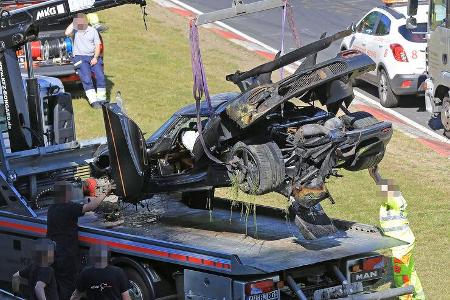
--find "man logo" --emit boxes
[355,271,379,281]
[36,4,65,20]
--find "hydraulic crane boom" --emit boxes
[0,0,146,51]
[0,0,146,152]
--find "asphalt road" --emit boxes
[185,0,444,136]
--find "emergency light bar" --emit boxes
[196,0,285,25]
[382,0,407,5]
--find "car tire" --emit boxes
[378,69,399,108]
[229,142,285,195]
[340,112,386,171]
[181,189,214,210]
[125,267,154,300]
[441,97,450,138]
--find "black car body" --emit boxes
[97,44,393,213]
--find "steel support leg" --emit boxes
[331,264,348,285]
[286,275,308,300]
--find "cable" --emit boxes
[21,126,45,147]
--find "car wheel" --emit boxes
[228,142,285,195]
[378,69,399,108]
[340,112,386,171]
[441,97,450,138]
[125,268,153,300]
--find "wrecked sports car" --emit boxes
[95,30,393,239]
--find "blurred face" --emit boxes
[377,179,400,197]
[74,15,88,30]
[90,245,109,267]
[35,241,55,266]
[54,183,72,203]
[42,249,55,266]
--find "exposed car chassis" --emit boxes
[94,31,393,239]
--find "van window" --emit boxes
[357,12,381,35]
[430,0,446,30]
[398,23,428,43]
[376,14,391,35]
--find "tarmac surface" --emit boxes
[184,0,446,137]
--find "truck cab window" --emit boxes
[430,0,446,30]
[376,14,391,35]
[357,12,381,35]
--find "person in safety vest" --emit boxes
[369,166,425,300]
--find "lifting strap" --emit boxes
[188,0,301,164]
[280,0,301,78]
[189,20,223,165]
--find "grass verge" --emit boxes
[70,3,450,297]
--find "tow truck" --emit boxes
[0,0,415,299]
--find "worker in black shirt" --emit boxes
[12,239,59,300]
[47,180,110,300]
[71,245,131,300]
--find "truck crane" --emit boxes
[0,1,415,299]
[0,0,145,217]
[407,0,450,138]
[0,0,146,153]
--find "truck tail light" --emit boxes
[362,256,384,271]
[350,255,385,272]
[390,44,408,62]
[400,80,412,88]
[245,279,276,296]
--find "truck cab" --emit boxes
[408,0,450,137]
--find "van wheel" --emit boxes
[441,97,450,138]
[378,69,399,108]
[125,268,153,300]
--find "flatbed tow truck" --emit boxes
[1,193,413,300]
[0,0,415,299]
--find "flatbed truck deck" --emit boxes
[0,195,413,300]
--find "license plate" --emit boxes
[350,268,383,282]
[247,290,280,300]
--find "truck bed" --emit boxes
[80,195,403,276]
[0,195,404,276]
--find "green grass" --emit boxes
[72,3,450,297]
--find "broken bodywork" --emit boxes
[96,31,393,239]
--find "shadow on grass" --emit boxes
[64,75,115,101]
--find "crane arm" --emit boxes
[0,0,146,52]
